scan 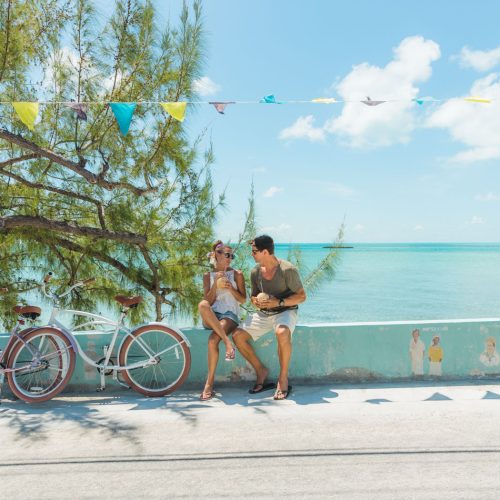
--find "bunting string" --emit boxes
[0,94,498,135]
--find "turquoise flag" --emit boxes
[109,102,137,135]
[260,94,282,104]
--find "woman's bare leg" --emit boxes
[202,319,237,399]
[198,300,234,356]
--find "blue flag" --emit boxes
[109,102,137,135]
[260,94,282,104]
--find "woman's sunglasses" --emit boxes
[216,250,234,259]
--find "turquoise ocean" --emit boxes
[269,243,500,324]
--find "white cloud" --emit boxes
[327,182,356,198]
[414,225,424,231]
[43,47,81,90]
[263,186,283,198]
[192,76,221,96]
[457,46,500,72]
[470,216,485,225]
[475,192,500,201]
[353,224,364,232]
[325,36,441,148]
[279,115,325,142]
[426,73,500,162]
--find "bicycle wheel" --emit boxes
[119,324,191,397]
[6,327,76,403]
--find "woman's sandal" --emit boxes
[225,345,236,361]
[200,389,216,401]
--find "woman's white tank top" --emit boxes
[210,270,240,317]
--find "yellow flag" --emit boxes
[161,102,187,122]
[464,96,491,103]
[12,102,39,130]
[311,97,336,104]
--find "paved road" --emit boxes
[2,382,500,498]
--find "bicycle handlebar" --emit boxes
[40,274,96,301]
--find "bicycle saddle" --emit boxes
[114,295,143,308]
[13,305,42,320]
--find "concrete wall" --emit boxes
[2,318,500,393]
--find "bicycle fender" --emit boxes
[124,322,192,348]
[31,326,79,354]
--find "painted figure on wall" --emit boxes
[409,328,425,376]
[428,335,443,376]
[479,336,500,367]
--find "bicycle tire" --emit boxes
[6,327,76,403]
[119,324,191,397]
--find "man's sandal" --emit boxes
[248,381,275,394]
[273,386,293,400]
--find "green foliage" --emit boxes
[300,221,345,294]
[0,0,219,327]
[233,185,345,316]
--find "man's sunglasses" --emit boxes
[251,249,261,255]
[216,250,234,259]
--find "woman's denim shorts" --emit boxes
[203,310,239,329]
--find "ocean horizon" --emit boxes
[241,242,500,325]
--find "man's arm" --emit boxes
[262,288,306,309]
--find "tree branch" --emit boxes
[0,215,146,244]
[0,165,98,205]
[0,128,158,196]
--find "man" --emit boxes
[233,235,306,400]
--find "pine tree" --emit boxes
[0,0,220,326]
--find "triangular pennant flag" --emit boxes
[311,97,337,104]
[12,102,39,130]
[464,96,491,103]
[65,102,88,120]
[361,96,385,106]
[209,101,235,114]
[108,102,137,135]
[413,97,436,105]
[260,94,282,104]
[161,102,187,122]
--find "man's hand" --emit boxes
[252,295,278,309]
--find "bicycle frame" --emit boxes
[1,323,42,375]
[39,278,191,392]
[49,306,191,373]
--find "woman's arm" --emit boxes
[203,272,218,305]
[225,269,247,304]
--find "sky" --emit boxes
[125,1,500,242]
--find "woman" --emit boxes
[198,240,246,401]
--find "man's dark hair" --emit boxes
[253,234,274,254]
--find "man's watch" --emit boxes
[278,298,285,307]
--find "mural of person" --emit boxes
[428,335,443,376]
[479,336,500,367]
[409,328,425,376]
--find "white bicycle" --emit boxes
[0,288,75,403]
[10,274,192,401]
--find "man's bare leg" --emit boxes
[275,326,292,396]
[233,328,269,386]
